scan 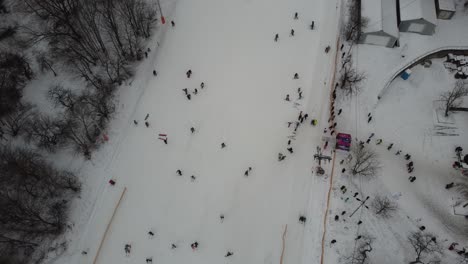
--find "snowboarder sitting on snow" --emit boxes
[220,214,225,222]
[387,143,393,150]
[134,120,138,125]
[172,244,177,249]
[294,73,299,79]
[225,251,233,257]
[311,119,318,126]
[191,175,196,181]
[299,215,306,223]
[176,169,182,176]
[191,242,199,250]
[325,46,331,53]
[285,94,290,101]
[221,142,226,148]
[148,231,155,237]
[405,154,411,160]
[287,147,293,154]
[190,127,195,133]
[146,257,153,263]
[376,139,382,145]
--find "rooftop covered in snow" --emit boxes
[361,0,398,37]
[399,0,437,25]
[437,0,456,11]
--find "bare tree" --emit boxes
[0,146,80,261]
[342,0,368,44]
[48,85,79,111]
[0,102,35,137]
[344,235,373,264]
[371,195,398,218]
[339,64,366,97]
[0,52,33,118]
[440,80,468,117]
[25,114,70,152]
[36,52,57,76]
[408,231,443,264]
[350,144,381,178]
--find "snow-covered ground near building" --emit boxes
[324,2,468,263]
[40,0,345,263]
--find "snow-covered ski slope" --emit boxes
[90,0,341,263]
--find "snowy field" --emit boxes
[57,0,343,263]
[37,0,468,264]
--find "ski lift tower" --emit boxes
[313,146,331,175]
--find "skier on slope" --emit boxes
[186,69,192,78]
[294,73,299,79]
[191,127,195,133]
[225,251,234,257]
[274,33,279,42]
[124,244,131,256]
[285,94,290,101]
[200,82,205,89]
[290,29,295,36]
[171,20,175,27]
[294,12,298,19]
